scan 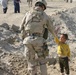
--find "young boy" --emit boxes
[54,33,70,75]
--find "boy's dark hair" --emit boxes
[62,34,68,40]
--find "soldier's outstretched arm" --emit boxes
[20,15,26,30]
[47,17,56,37]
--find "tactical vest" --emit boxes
[24,9,48,39]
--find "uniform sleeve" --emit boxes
[67,45,71,57]
[46,16,56,37]
[19,14,26,31]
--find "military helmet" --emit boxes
[35,0,47,10]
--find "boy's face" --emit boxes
[60,34,66,43]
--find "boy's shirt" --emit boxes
[54,37,70,57]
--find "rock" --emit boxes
[47,58,57,65]
[0,23,9,30]
[11,24,20,33]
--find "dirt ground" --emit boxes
[0,0,76,75]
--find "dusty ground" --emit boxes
[0,0,76,26]
[0,0,76,75]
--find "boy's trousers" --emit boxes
[59,57,69,74]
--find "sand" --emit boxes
[0,0,76,75]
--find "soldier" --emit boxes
[20,0,56,75]
[27,0,33,7]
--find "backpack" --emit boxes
[25,10,48,39]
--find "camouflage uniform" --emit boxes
[20,0,56,75]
